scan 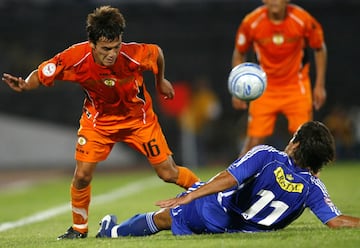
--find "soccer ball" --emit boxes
[228,62,267,101]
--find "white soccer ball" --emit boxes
[228,62,267,101]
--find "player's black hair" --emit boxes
[86,5,126,44]
[292,121,335,174]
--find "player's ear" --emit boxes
[89,42,96,49]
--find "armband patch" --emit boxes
[237,33,246,46]
[42,63,56,77]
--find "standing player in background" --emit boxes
[178,76,222,167]
[231,0,327,156]
[2,5,199,240]
[96,121,360,238]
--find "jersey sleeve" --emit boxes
[136,43,159,74]
[234,7,265,53]
[37,43,90,86]
[227,145,273,185]
[37,52,65,86]
[302,11,325,49]
[234,15,253,53]
[306,177,341,224]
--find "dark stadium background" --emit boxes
[0,0,359,167]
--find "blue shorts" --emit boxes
[170,182,229,235]
[170,182,207,235]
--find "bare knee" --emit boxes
[153,208,172,230]
[73,171,92,189]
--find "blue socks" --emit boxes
[112,212,159,237]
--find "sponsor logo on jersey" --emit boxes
[274,167,304,193]
[103,79,116,87]
[42,63,56,77]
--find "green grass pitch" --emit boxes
[1,161,360,248]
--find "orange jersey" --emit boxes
[235,4,325,90]
[37,42,159,131]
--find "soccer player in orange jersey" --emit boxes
[231,0,327,156]
[2,6,200,239]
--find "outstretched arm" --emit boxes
[326,215,360,228]
[2,70,41,92]
[156,170,237,208]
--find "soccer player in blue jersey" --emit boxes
[96,121,360,237]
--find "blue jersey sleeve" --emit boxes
[306,177,341,224]
[227,145,280,185]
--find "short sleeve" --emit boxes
[139,44,159,74]
[306,177,341,224]
[304,14,325,49]
[227,145,272,185]
[37,42,92,86]
[37,53,64,86]
[234,16,253,53]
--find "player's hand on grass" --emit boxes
[2,73,26,92]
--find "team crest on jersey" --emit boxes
[42,63,56,77]
[77,136,87,146]
[272,33,284,45]
[286,174,294,181]
[274,167,304,193]
[103,79,116,87]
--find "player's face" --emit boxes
[263,0,288,19]
[91,36,122,67]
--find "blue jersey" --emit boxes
[170,145,341,235]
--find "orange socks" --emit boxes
[176,166,200,189]
[71,184,91,233]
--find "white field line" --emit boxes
[0,176,162,232]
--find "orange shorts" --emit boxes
[247,81,313,137]
[75,115,172,165]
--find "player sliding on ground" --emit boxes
[2,5,200,240]
[96,121,360,238]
